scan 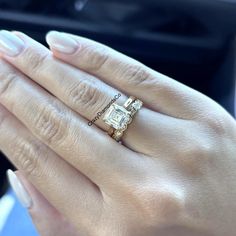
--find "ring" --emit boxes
[103,96,143,142]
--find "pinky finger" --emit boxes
[8,170,81,236]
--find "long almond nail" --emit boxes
[0,30,25,57]
[7,169,32,208]
[46,31,79,54]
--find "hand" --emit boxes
[0,30,236,236]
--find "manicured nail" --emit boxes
[7,169,32,208]
[46,31,79,54]
[0,30,25,57]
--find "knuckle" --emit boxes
[0,112,8,130]
[127,183,184,225]
[0,71,18,97]
[183,142,211,158]
[33,102,69,145]
[67,80,102,109]
[25,49,49,74]
[122,65,152,87]
[82,44,109,71]
[14,139,45,178]
[153,192,183,224]
[204,115,227,136]
[179,138,215,175]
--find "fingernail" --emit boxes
[7,169,32,208]
[0,30,25,57]
[46,31,79,54]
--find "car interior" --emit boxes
[0,0,236,198]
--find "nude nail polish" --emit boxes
[0,30,25,57]
[7,169,32,208]
[46,31,79,54]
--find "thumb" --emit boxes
[7,170,80,236]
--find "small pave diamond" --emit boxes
[103,104,131,130]
[132,100,143,110]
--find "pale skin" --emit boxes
[0,30,236,236]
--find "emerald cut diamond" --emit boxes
[103,104,131,130]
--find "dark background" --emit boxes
[0,0,236,197]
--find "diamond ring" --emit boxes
[103,96,143,142]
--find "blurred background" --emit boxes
[0,0,236,234]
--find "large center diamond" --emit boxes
[103,104,131,130]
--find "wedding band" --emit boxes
[103,96,143,142]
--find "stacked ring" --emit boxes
[103,96,143,142]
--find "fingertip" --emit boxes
[7,169,33,209]
[45,30,59,43]
[45,31,80,54]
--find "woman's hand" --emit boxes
[0,30,236,236]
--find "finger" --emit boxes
[0,58,139,189]
[0,30,189,157]
[0,105,102,234]
[45,31,219,120]
[9,171,80,236]
[0,30,127,132]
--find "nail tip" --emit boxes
[0,30,25,57]
[45,30,58,45]
[6,169,15,182]
[0,30,9,34]
[46,30,59,38]
[45,31,78,54]
[6,169,32,209]
[6,169,12,175]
